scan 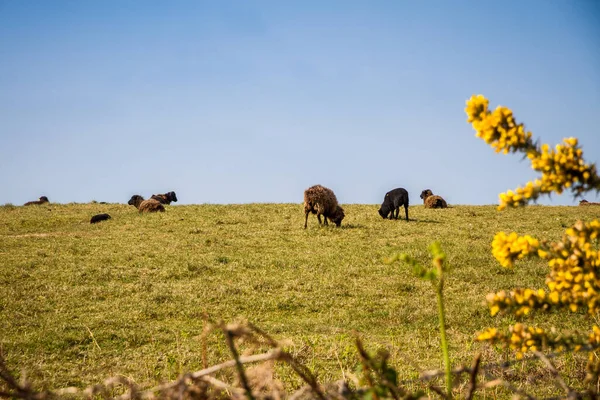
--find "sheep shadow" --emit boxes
[305,224,365,230]
[340,223,366,229]
[377,217,441,224]
[406,219,442,224]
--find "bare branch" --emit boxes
[224,328,255,400]
[533,351,576,399]
[465,354,481,400]
[428,384,448,399]
[481,370,536,400]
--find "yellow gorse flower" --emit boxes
[491,232,540,268]
[465,95,535,156]
[476,322,592,359]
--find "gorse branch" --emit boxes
[465,94,600,210]
[466,95,600,392]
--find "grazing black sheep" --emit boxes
[151,191,178,205]
[90,213,111,224]
[303,184,345,229]
[378,188,409,221]
[24,196,49,206]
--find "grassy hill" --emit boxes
[0,202,596,395]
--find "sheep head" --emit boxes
[128,195,144,209]
[420,189,433,200]
[331,206,345,227]
[167,191,178,203]
[378,205,390,219]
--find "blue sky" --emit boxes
[1,1,599,205]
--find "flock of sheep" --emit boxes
[127,191,178,213]
[21,191,178,224]
[579,200,600,206]
[302,185,447,228]
[301,186,599,228]
[20,188,599,228]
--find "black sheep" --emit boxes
[378,188,409,221]
[151,191,178,205]
[24,196,49,206]
[90,213,111,224]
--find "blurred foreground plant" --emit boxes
[466,95,600,388]
[386,242,452,398]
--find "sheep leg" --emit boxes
[404,205,409,221]
[394,207,399,219]
[304,211,309,229]
[317,214,323,225]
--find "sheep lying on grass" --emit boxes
[128,195,165,213]
[303,185,345,229]
[420,189,448,209]
[151,191,178,205]
[24,196,49,206]
[580,200,600,206]
[379,188,409,221]
[90,213,111,224]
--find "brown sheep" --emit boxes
[128,195,165,213]
[24,196,49,206]
[303,184,345,229]
[580,200,600,206]
[151,191,178,205]
[420,189,448,209]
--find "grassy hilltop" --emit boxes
[0,202,596,394]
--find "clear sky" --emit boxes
[1,1,599,206]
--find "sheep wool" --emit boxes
[139,199,165,213]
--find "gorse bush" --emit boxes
[466,95,600,378]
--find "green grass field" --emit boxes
[0,202,597,396]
